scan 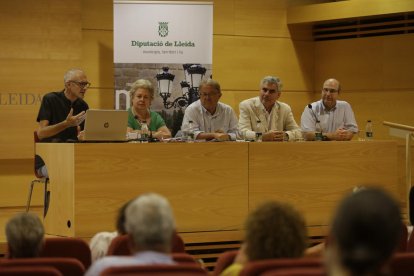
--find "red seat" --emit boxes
[397,223,408,252]
[0,266,63,276]
[262,267,326,276]
[390,252,414,276]
[0,257,85,276]
[100,264,208,276]
[406,227,414,252]
[171,253,198,264]
[213,250,238,276]
[107,232,185,256]
[240,257,323,276]
[39,237,92,269]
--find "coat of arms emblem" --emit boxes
[158,22,169,37]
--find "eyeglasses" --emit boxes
[322,88,338,93]
[200,92,219,98]
[262,87,277,94]
[70,81,91,89]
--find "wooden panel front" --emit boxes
[73,143,248,237]
[37,143,75,237]
[249,141,399,226]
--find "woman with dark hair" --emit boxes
[326,187,402,276]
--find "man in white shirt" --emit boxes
[301,78,358,141]
[181,79,238,141]
[238,76,302,141]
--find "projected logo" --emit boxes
[158,22,169,37]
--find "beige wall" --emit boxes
[0,0,413,242]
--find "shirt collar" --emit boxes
[200,102,221,117]
[321,100,337,112]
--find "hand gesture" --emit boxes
[65,108,86,127]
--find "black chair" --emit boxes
[26,131,50,218]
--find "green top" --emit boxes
[127,108,166,131]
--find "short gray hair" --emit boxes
[125,193,175,251]
[129,79,155,102]
[260,76,283,92]
[6,213,44,258]
[64,68,85,84]
[199,79,221,94]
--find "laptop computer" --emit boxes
[82,109,128,142]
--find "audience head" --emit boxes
[259,76,282,110]
[6,213,45,258]
[328,187,401,275]
[125,193,175,253]
[63,68,90,100]
[245,201,307,261]
[198,79,222,114]
[321,78,340,109]
[116,199,132,235]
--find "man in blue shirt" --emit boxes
[301,78,358,141]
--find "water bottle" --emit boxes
[141,121,149,142]
[255,120,263,142]
[315,120,323,141]
[187,120,195,142]
[365,120,373,140]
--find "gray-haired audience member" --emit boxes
[85,193,176,276]
[238,76,302,141]
[326,187,402,276]
[181,79,238,141]
[6,213,45,258]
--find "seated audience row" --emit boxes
[4,187,402,275]
[217,187,403,276]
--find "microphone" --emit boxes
[308,104,323,141]
[307,104,319,122]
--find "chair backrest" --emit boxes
[240,257,323,276]
[213,250,238,276]
[262,267,326,276]
[106,235,132,256]
[397,223,408,252]
[390,252,414,276]
[0,257,85,276]
[171,253,198,264]
[0,266,63,276]
[107,232,185,256]
[407,227,414,252]
[40,237,92,269]
[100,264,208,276]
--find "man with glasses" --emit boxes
[35,68,90,176]
[238,76,301,141]
[181,79,238,141]
[301,78,358,141]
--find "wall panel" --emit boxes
[0,0,82,160]
[82,30,114,89]
[214,36,314,93]
[234,0,290,38]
